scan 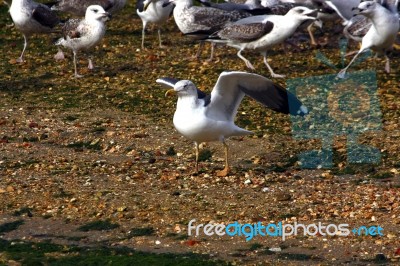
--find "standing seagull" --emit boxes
[338,0,399,78]
[157,71,307,176]
[136,0,174,49]
[55,5,110,78]
[9,0,61,63]
[210,6,317,78]
[167,0,251,60]
[49,0,126,16]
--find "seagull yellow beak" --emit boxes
[165,89,176,97]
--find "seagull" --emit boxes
[196,0,272,15]
[324,0,360,22]
[338,0,399,78]
[157,71,308,176]
[167,0,251,60]
[136,0,174,49]
[9,0,61,63]
[49,0,126,16]
[55,5,111,77]
[209,6,317,78]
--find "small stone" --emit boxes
[275,192,291,201]
[269,247,281,252]
[155,240,161,245]
[262,187,270,192]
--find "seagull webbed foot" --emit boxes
[216,166,230,177]
[54,49,65,60]
[16,57,24,63]
[271,73,286,79]
[88,59,94,70]
[337,69,347,79]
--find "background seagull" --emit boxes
[157,71,307,176]
[167,0,252,60]
[136,0,174,49]
[49,0,126,16]
[209,6,317,78]
[55,5,111,77]
[338,0,399,78]
[9,0,61,63]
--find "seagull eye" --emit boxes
[93,9,98,13]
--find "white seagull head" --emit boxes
[286,6,318,21]
[86,5,111,22]
[165,80,198,97]
[352,1,379,17]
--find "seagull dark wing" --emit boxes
[218,21,274,42]
[32,5,60,28]
[207,71,307,122]
[62,19,82,39]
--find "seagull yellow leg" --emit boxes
[194,142,200,174]
[217,141,230,177]
[307,24,317,46]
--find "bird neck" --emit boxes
[367,5,397,27]
[176,95,199,111]
[176,0,193,9]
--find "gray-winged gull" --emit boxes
[167,0,251,60]
[210,6,317,78]
[337,0,399,78]
[55,5,111,77]
[136,0,174,49]
[157,71,307,176]
[10,0,61,63]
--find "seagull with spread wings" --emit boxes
[157,71,307,176]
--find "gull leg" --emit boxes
[194,142,200,174]
[73,51,83,78]
[16,34,28,63]
[206,43,216,62]
[262,51,285,78]
[237,49,255,70]
[384,53,390,73]
[158,28,166,48]
[191,41,204,60]
[217,140,230,177]
[307,24,317,46]
[337,49,364,79]
[141,21,147,49]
